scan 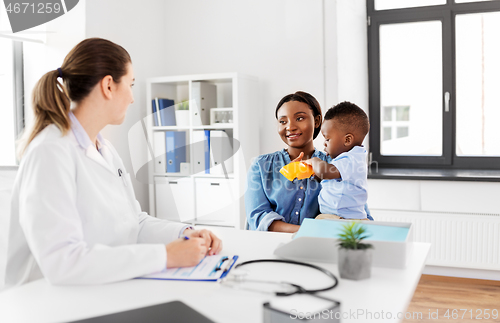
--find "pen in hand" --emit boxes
[181,235,190,240]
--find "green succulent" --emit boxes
[338,222,373,250]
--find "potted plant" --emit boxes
[337,221,373,280]
[175,100,190,127]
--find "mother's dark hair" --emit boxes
[275,91,323,139]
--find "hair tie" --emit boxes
[57,67,63,78]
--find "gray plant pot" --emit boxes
[338,248,373,280]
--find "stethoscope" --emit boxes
[221,259,338,297]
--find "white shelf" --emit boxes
[192,173,234,179]
[153,173,235,179]
[183,219,236,228]
[146,73,260,229]
[192,124,234,130]
[147,72,257,84]
[152,126,190,131]
[152,125,233,130]
[153,173,188,177]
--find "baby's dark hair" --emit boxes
[275,91,322,139]
[324,101,370,137]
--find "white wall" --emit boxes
[154,0,329,153]
[85,0,173,210]
[85,0,357,212]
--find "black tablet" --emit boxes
[69,300,215,323]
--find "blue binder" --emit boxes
[158,98,176,126]
[152,98,176,126]
[204,130,210,174]
[166,131,186,172]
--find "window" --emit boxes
[0,38,23,166]
[382,106,411,153]
[368,0,500,169]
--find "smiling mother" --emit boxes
[245,91,329,233]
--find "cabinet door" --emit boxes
[155,177,194,222]
[195,178,236,225]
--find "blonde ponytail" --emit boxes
[17,69,70,159]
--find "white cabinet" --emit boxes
[195,178,237,224]
[154,177,194,222]
[146,73,260,228]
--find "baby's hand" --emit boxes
[302,157,327,173]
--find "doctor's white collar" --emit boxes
[68,111,105,152]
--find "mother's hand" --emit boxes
[291,152,304,163]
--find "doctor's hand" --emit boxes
[183,229,223,256]
[165,238,208,268]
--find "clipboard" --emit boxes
[137,255,239,282]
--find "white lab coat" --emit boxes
[4,124,187,289]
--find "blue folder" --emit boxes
[166,131,186,172]
[204,130,210,174]
[152,98,176,126]
[158,98,176,126]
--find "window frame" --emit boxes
[367,0,500,170]
[13,41,24,142]
[0,38,24,166]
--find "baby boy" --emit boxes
[303,101,370,220]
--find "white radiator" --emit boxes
[372,210,500,270]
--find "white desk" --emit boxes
[0,227,430,323]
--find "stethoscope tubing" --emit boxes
[234,259,339,296]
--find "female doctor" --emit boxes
[4,38,222,289]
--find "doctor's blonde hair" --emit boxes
[17,38,131,159]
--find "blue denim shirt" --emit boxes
[245,149,329,231]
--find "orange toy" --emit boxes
[279,162,315,181]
